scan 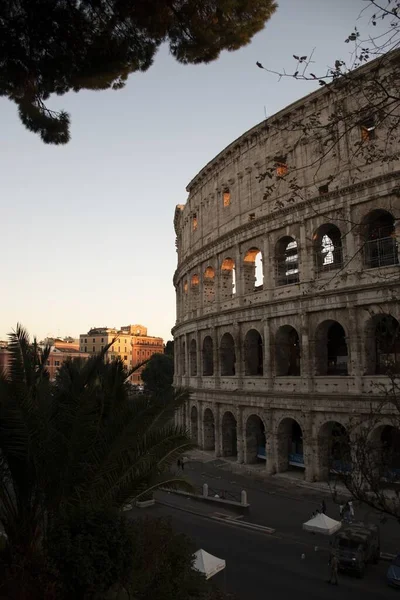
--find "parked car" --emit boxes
[332,522,380,578]
[387,554,400,588]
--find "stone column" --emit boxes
[343,205,361,272]
[299,221,312,283]
[237,406,244,463]
[212,326,220,388]
[262,235,272,301]
[300,311,312,393]
[347,305,362,392]
[214,405,221,457]
[262,318,272,388]
[264,411,275,474]
[184,333,189,386]
[196,329,202,386]
[232,243,243,299]
[267,432,279,475]
[233,321,243,388]
[197,402,203,448]
[303,413,316,483]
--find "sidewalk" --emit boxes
[181,450,400,556]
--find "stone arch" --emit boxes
[361,209,398,268]
[244,328,263,375]
[190,273,200,309]
[220,333,236,376]
[220,257,236,299]
[313,224,343,274]
[203,266,215,303]
[317,421,350,481]
[182,279,188,313]
[203,408,215,451]
[277,417,304,472]
[275,236,299,286]
[315,319,348,376]
[365,313,400,375]
[370,424,400,481]
[190,405,199,444]
[275,325,301,376]
[202,336,214,376]
[222,411,237,457]
[189,339,197,376]
[243,247,263,293]
[245,414,266,463]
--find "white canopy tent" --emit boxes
[303,513,342,536]
[193,549,226,580]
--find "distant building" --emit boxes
[45,345,89,381]
[79,324,163,383]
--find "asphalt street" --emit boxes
[179,456,400,556]
[147,501,395,600]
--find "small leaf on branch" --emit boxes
[293,55,299,60]
[293,71,299,77]
[319,80,326,86]
[256,61,263,69]
[300,56,307,60]
[310,73,316,78]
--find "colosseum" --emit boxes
[172,54,400,483]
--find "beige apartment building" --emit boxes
[79,324,163,382]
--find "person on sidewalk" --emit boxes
[327,552,339,585]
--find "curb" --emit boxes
[381,552,396,561]
[211,515,276,534]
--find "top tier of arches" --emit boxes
[178,209,399,318]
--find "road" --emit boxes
[180,456,400,555]
[148,501,394,600]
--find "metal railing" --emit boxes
[363,236,399,269]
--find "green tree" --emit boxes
[141,353,174,396]
[165,340,174,357]
[1,0,277,144]
[0,325,192,580]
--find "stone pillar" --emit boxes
[197,402,202,448]
[212,326,220,388]
[264,411,275,474]
[300,311,312,393]
[299,221,311,283]
[233,243,244,299]
[266,432,279,475]
[262,235,272,300]
[347,306,362,392]
[196,330,202,386]
[237,407,244,463]
[214,254,221,310]
[303,413,316,483]
[215,405,221,457]
[184,333,189,386]
[343,205,361,272]
[233,321,243,387]
[262,318,272,388]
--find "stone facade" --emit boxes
[172,55,400,482]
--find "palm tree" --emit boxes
[0,325,193,559]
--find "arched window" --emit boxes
[315,320,348,376]
[313,224,343,274]
[189,339,197,376]
[220,333,235,376]
[275,237,299,286]
[203,266,215,303]
[362,209,398,268]
[243,248,263,293]
[244,329,263,376]
[220,258,236,300]
[275,325,301,376]
[202,336,214,376]
[365,314,400,374]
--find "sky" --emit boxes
[0,0,376,343]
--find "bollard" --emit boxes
[241,490,247,505]
[203,483,209,498]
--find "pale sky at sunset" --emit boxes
[0,0,376,343]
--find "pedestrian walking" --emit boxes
[321,499,327,514]
[327,552,339,585]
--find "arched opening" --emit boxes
[246,415,266,463]
[220,333,236,376]
[202,336,214,376]
[275,325,301,376]
[191,406,199,445]
[189,339,197,376]
[371,425,400,481]
[313,224,343,274]
[243,248,263,293]
[203,408,215,451]
[365,314,400,375]
[244,329,263,376]
[277,418,304,472]
[362,209,398,268]
[220,257,236,299]
[183,280,188,312]
[190,274,200,309]
[318,422,351,481]
[315,320,348,376]
[275,236,299,286]
[222,411,237,457]
[203,266,215,303]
